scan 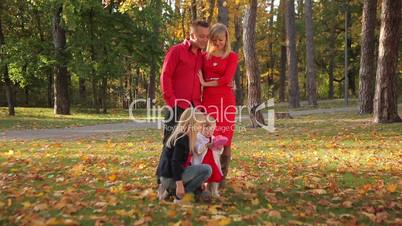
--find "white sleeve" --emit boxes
[195,133,209,154]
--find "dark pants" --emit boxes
[156,106,185,184]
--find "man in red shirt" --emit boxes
[156,20,209,193]
[160,20,209,144]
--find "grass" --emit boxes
[0,107,150,132]
[0,112,401,225]
[2,99,401,132]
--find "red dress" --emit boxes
[202,51,238,146]
[202,148,223,183]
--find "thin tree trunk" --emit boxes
[243,0,265,128]
[190,0,197,21]
[286,0,300,108]
[148,64,157,107]
[47,71,53,107]
[0,17,15,116]
[233,3,243,105]
[359,0,377,114]
[207,0,216,24]
[100,77,107,114]
[53,5,70,115]
[304,0,317,105]
[24,86,29,106]
[89,8,99,113]
[267,0,275,98]
[79,78,86,104]
[217,0,229,26]
[3,65,15,116]
[373,0,401,123]
[279,0,286,102]
[328,25,336,99]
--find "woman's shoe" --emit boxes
[157,184,169,201]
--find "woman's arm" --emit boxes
[198,71,218,87]
[171,137,189,182]
[217,53,238,86]
[197,53,239,87]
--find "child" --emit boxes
[156,108,212,203]
[192,115,227,197]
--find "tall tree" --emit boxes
[286,0,300,108]
[373,0,401,123]
[217,0,228,25]
[0,16,16,116]
[304,0,317,105]
[233,2,243,105]
[358,0,377,114]
[52,5,70,115]
[267,0,275,97]
[279,0,286,102]
[207,0,216,24]
[190,0,197,21]
[243,0,265,127]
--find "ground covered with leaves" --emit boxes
[0,112,401,225]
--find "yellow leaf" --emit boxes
[22,201,31,208]
[182,193,194,203]
[386,184,397,193]
[108,174,117,182]
[218,217,231,226]
[251,198,260,205]
[167,209,177,218]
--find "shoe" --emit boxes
[210,183,220,198]
[157,184,169,201]
[196,190,212,203]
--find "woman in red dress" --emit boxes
[198,23,238,188]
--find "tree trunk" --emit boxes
[359,0,377,114]
[79,78,86,104]
[24,86,29,106]
[267,0,275,98]
[47,71,53,107]
[279,0,287,102]
[328,25,336,99]
[286,0,300,108]
[148,64,157,107]
[243,0,265,128]
[207,0,216,24]
[233,2,243,105]
[304,0,317,106]
[53,5,70,115]
[100,77,107,114]
[3,65,16,116]
[89,8,99,113]
[373,0,401,123]
[217,0,229,26]
[0,17,15,116]
[190,0,197,21]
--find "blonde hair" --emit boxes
[166,108,206,153]
[206,23,231,58]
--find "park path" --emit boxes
[0,106,362,141]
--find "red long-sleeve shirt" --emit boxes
[160,39,203,109]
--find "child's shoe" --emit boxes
[209,182,220,198]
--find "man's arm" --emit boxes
[160,47,179,108]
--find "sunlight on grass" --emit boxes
[0,107,152,132]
